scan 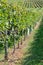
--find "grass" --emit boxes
[21,19,43,65]
[0,54,4,60]
[0,50,4,61]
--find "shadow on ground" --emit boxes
[22,19,43,65]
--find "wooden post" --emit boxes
[4,30,8,60]
[12,28,16,53]
[17,40,19,49]
[21,38,22,45]
[29,25,32,34]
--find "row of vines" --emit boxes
[0,0,42,60]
